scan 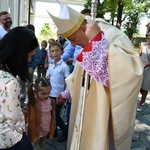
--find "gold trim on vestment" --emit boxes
[62,15,84,38]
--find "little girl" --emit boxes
[25,77,56,150]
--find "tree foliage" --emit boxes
[40,23,52,40]
[84,0,150,38]
[123,0,150,39]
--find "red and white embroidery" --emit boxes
[77,32,109,87]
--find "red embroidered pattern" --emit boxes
[76,32,109,87]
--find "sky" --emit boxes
[139,17,149,36]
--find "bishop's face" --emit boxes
[67,25,89,47]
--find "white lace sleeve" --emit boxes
[76,32,109,87]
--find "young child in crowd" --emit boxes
[25,77,56,150]
[37,40,47,78]
[44,38,55,69]
[46,41,70,142]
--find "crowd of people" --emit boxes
[0,9,80,150]
[0,1,149,149]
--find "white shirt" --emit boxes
[0,26,7,40]
[47,59,70,97]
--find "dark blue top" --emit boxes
[39,49,47,65]
[28,46,41,70]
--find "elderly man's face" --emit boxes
[68,25,89,47]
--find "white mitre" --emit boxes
[47,0,85,38]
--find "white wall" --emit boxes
[0,0,30,27]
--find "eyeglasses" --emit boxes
[0,17,12,21]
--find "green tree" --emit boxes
[116,0,124,28]
[84,0,105,18]
[84,0,150,38]
[123,0,150,39]
[103,0,118,25]
[40,23,52,41]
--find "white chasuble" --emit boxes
[66,21,143,150]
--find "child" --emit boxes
[46,42,70,142]
[25,77,56,150]
[44,38,55,69]
[37,40,47,78]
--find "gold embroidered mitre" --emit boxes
[47,0,85,38]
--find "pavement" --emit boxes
[45,92,150,150]
[32,71,150,150]
[131,93,150,150]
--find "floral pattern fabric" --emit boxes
[0,70,25,148]
[76,32,109,87]
[39,98,52,137]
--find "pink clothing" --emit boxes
[27,97,56,143]
[39,98,52,137]
[76,32,109,87]
[61,88,72,102]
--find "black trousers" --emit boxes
[51,97,68,136]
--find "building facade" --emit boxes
[0,0,84,40]
[0,0,31,27]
